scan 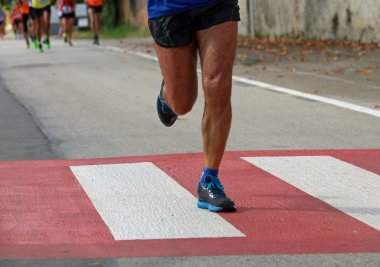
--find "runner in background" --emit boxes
[28,0,38,48]
[86,0,102,45]
[60,0,75,46]
[58,10,63,39]
[31,0,51,52]
[41,0,51,49]
[21,0,30,48]
[0,4,6,39]
[10,1,23,39]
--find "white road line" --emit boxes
[70,162,244,240]
[107,46,380,118]
[232,76,380,118]
[243,156,380,230]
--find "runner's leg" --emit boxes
[196,21,238,169]
[154,42,198,115]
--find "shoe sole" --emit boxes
[197,200,236,212]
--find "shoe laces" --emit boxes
[205,176,226,198]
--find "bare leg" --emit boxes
[87,8,95,35]
[43,10,50,37]
[94,13,100,36]
[62,18,67,36]
[154,42,198,115]
[196,21,238,169]
[18,23,24,38]
[35,17,42,41]
[67,17,73,40]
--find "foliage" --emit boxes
[101,0,119,28]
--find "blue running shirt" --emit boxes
[0,10,5,22]
[148,0,221,19]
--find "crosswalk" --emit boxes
[1,149,379,259]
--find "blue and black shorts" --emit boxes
[148,0,240,48]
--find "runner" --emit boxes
[0,4,6,39]
[151,0,240,212]
[31,0,51,52]
[59,0,75,46]
[28,0,38,48]
[10,1,23,39]
[21,0,31,48]
[57,9,63,40]
[86,0,102,45]
[41,1,51,49]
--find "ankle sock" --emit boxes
[200,167,219,183]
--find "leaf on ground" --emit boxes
[305,89,319,94]
[238,53,248,60]
[356,68,373,75]
[331,67,345,74]
[237,37,380,64]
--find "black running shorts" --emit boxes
[62,12,75,18]
[22,14,28,32]
[29,7,36,20]
[34,5,50,18]
[87,5,103,14]
[148,0,240,48]
[13,19,22,25]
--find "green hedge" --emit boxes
[101,0,119,28]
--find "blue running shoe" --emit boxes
[197,176,236,212]
[156,80,178,127]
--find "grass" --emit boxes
[73,23,150,39]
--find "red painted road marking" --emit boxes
[0,149,379,259]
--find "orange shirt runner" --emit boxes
[86,0,102,7]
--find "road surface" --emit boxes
[0,39,379,267]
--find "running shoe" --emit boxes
[68,40,73,47]
[32,40,37,49]
[197,175,236,212]
[43,35,50,49]
[156,80,178,127]
[37,42,43,53]
[93,35,99,45]
[63,33,67,43]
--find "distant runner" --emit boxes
[86,0,102,45]
[0,4,6,39]
[10,1,23,39]
[31,0,51,51]
[20,0,31,48]
[59,0,75,46]
[28,0,37,48]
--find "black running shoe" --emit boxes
[197,176,236,212]
[93,35,99,45]
[156,80,178,127]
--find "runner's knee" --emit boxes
[203,74,231,107]
[166,85,198,115]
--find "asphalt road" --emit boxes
[0,39,379,266]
